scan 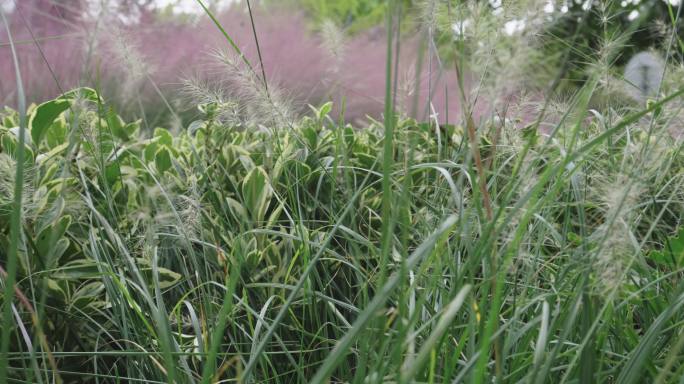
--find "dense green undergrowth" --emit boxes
[1,86,684,383]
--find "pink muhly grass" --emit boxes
[1,2,493,126]
[0,1,86,106]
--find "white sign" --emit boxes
[624,51,665,100]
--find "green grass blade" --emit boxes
[400,284,471,383]
[195,0,254,72]
[310,215,458,383]
[0,7,29,382]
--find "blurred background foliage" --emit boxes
[546,0,684,86]
[2,0,684,124]
[273,0,411,32]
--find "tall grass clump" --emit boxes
[1,1,684,383]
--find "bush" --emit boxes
[0,81,683,381]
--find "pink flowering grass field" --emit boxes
[1,1,482,126]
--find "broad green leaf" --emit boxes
[45,116,67,149]
[241,166,273,223]
[155,267,182,289]
[649,227,684,268]
[46,278,67,302]
[52,259,102,280]
[302,126,318,148]
[47,238,70,267]
[36,215,71,264]
[37,142,68,165]
[123,119,141,138]
[319,101,333,119]
[28,98,70,146]
[35,196,65,234]
[107,107,130,141]
[39,162,60,186]
[144,140,158,163]
[135,258,182,289]
[2,133,34,164]
[226,197,249,222]
[668,227,684,265]
[69,282,106,310]
[154,127,173,147]
[155,147,173,174]
[309,101,333,121]
[60,87,101,103]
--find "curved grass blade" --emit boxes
[195,0,254,73]
[400,284,471,383]
[310,214,458,384]
[0,6,30,382]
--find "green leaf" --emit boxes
[29,98,71,146]
[60,87,101,103]
[124,120,141,138]
[37,142,68,165]
[649,227,684,268]
[144,141,159,163]
[156,267,182,289]
[107,107,129,141]
[46,278,67,303]
[40,162,60,186]
[155,147,173,174]
[226,197,249,223]
[302,126,318,148]
[27,88,102,146]
[2,109,17,127]
[44,116,67,149]
[52,259,101,280]
[1,133,34,164]
[104,161,124,188]
[136,258,182,289]
[309,102,333,121]
[567,232,582,246]
[668,227,684,264]
[35,196,65,234]
[241,166,273,223]
[36,215,71,265]
[154,127,173,147]
[650,250,668,266]
[319,101,333,119]
[69,282,106,310]
[522,123,539,145]
[344,126,355,146]
[188,120,205,136]
[287,160,312,184]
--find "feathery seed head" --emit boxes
[417,0,440,32]
[319,19,346,72]
[212,50,295,129]
[180,76,242,127]
[107,26,154,102]
[451,0,553,107]
[589,173,644,295]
